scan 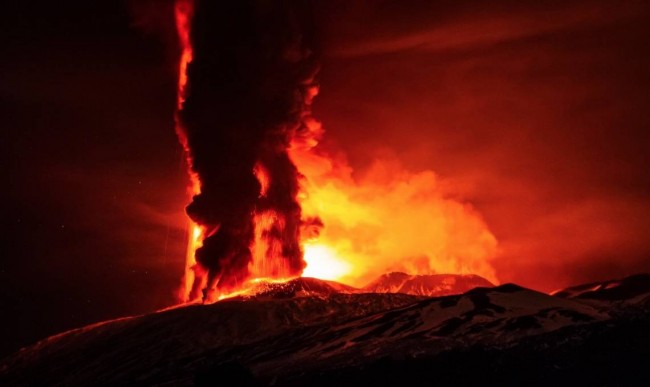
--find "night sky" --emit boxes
[2,0,650,357]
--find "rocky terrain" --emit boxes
[1,274,649,386]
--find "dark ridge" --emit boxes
[465,283,525,296]
[577,273,650,301]
[493,283,527,293]
[554,273,650,301]
[552,281,602,298]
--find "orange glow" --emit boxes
[249,210,293,279]
[253,163,270,198]
[173,0,498,300]
[174,0,203,303]
[290,137,499,287]
[206,276,297,303]
[303,242,352,281]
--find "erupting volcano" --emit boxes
[175,0,320,301]
[174,0,498,303]
[5,1,650,385]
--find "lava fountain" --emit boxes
[175,0,319,302]
[175,0,498,303]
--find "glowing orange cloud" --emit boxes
[290,135,498,287]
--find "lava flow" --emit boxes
[174,0,498,303]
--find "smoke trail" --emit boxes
[177,0,319,299]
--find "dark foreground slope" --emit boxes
[1,276,649,386]
[279,318,650,387]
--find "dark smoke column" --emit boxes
[178,0,319,299]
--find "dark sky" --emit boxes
[2,0,650,357]
[1,1,187,357]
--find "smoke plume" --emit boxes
[177,0,319,298]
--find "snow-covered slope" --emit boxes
[363,272,494,296]
[250,284,608,376]
[0,278,617,386]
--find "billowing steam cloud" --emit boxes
[177,0,319,298]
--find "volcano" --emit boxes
[363,272,494,297]
[2,274,649,386]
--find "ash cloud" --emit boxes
[179,0,318,294]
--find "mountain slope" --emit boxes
[0,291,419,386]
[553,273,650,305]
[232,277,358,299]
[363,272,494,296]
[1,277,622,386]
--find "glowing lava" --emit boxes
[302,243,352,281]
